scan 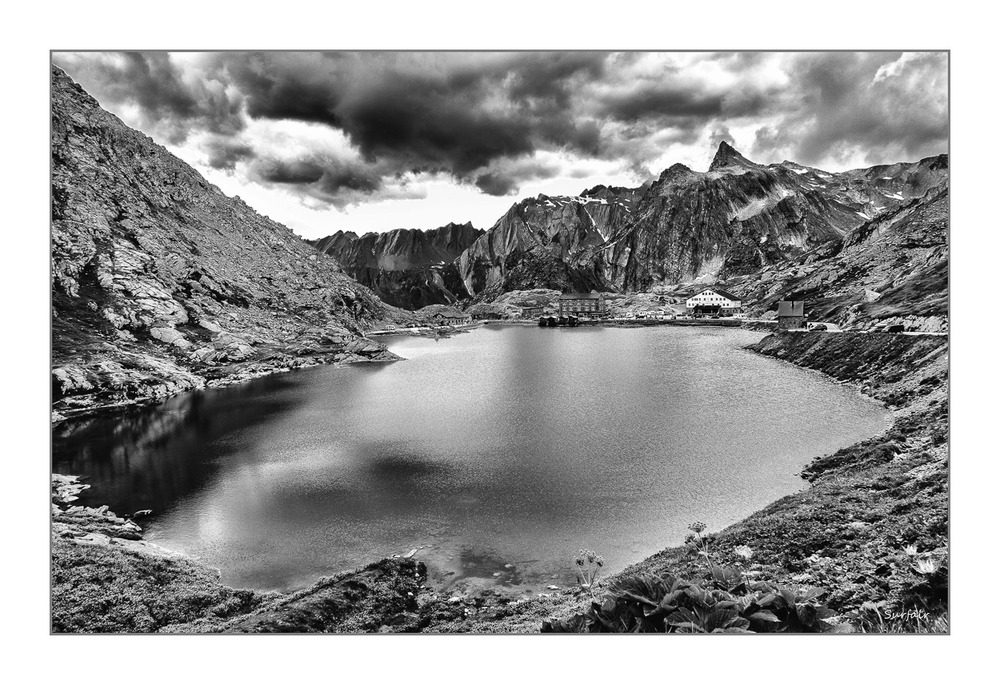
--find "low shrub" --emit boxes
[542,569,849,634]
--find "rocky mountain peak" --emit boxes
[708,141,759,172]
[658,163,695,183]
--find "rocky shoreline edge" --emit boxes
[51,332,402,425]
[51,330,948,633]
[50,319,758,425]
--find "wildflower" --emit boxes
[734,545,754,561]
[573,549,604,597]
[689,521,707,534]
[903,545,918,556]
[913,558,940,575]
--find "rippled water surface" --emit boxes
[52,326,888,592]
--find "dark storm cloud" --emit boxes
[315,166,383,195]
[53,52,245,145]
[204,138,255,170]
[473,157,562,196]
[502,51,609,105]
[474,172,520,196]
[53,51,949,208]
[255,159,326,185]
[597,86,727,121]
[210,52,606,174]
[247,152,396,207]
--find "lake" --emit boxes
[51,325,889,594]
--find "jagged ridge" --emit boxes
[453,141,948,298]
[313,222,483,309]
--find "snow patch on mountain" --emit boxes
[728,186,794,222]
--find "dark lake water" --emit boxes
[52,326,888,594]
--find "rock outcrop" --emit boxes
[312,222,483,309]
[457,188,640,300]
[723,187,949,329]
[51,66,403,419]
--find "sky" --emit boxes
[51,51,948,240]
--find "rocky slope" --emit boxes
[454,142,947,299]
[457,186,642,299]
[724,187,949,331]
[312,222,483,309]
[51,66,405,419]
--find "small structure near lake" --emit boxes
[520,306,545,319]
[417,304,472,326]
[776,300,806,329]
[558,292,605,317]
[685,287,742,317]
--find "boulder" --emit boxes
[52,366,94,397]
[150,327,186,346]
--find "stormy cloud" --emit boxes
[771,52,949,166]
[55,51,246,145]
[51,51,948,229]
[474,156,563,196]
[204,137,254,170]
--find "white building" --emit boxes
[685,287,742,315]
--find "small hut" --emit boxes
[777,301,806,329]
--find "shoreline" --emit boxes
[50,330,948,633]
[50,335,404,425]
[49,318,757,424]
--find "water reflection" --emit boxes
[52,327,889,593]
[52,374,307,516]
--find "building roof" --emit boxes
[777,300,805,317]
[559,292,603,300]
[695,286,741,301]
[431,307,467,318]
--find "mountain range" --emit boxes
[312,222,483,309]
[314,140,947,310]
[50,64,949,418]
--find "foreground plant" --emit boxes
[685,521,717,575]
[574,550,604,596]
[542,570,850,633]
[545,526,849,634]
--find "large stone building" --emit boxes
[558,292,605,316]
[776,300,806,329]
[685,287,742,316]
